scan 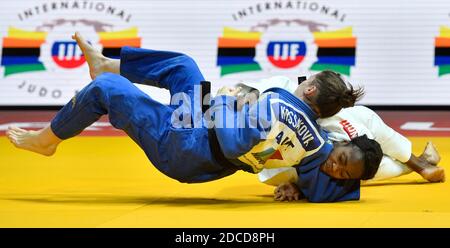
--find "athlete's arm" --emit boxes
[274,182,304,201]
[352,106,411,163]
[209,89,272,159]
[258,167,298,186]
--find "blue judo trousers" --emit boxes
[51,47,237,183]
[50,47,360,202]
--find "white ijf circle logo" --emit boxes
[40,20,105,72]
[217,2,356,78]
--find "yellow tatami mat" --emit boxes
[0,136,449,227]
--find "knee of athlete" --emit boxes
[177,54,201,73]
[91,73,126,91]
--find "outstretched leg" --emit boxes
[74,32,205,127]
[367,142,445,183]
[73,32,204,96]
[7,73,173,167]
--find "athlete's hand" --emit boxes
[217,86,242,97]
[274,182,302,202]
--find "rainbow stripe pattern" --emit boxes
[435,26,450,76]
[98,27,141,59]
[1,27,47,77]
[252,148,283,164]
[310,27,356,76]
[217,27,262,76]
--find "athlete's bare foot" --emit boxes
[6,126,61,156]
[419,166,445,183]
[420,141,441,165]
[72,32,110,80]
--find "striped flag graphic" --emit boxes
[252,147,283,164]
[1,27,47,76]
[98,27,141,59]
[310,27,356,76]
[435,26,450,76]
[217,27,262,76]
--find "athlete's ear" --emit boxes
[304,85,317,97]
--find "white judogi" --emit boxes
[318,106,412,181]
[245,77,413,185]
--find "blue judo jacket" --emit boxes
[210,87,360,202]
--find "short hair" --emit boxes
[310,70,364,118]
[350,135,383,180]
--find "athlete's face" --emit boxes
[320,142,365,180]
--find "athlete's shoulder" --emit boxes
[347,105,378,123]
[352,105,372,112]
[265,75,293,85]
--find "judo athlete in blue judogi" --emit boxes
[6,32,383,203]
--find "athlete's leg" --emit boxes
[419,141,441,165]
[7,73,173,166]
[367,153,445,183]
[74,32,204,127]
[405,156,445,182]
[74,32,204,96]
[367,156,413,181]
[72,32,119,80]
[119,46,205,96]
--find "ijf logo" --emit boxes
[1,23,140,77]
[0,1,141,100]
[216,1,357,77]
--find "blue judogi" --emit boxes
[50,46,359,202]
[295,154,360,202]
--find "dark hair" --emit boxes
[310,70,364,118]
[350,135,383,180]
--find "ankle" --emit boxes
[39,127,62,147]
[104,59,120,74]
[419,165,437,174]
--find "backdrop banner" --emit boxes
[0,0,449,106]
